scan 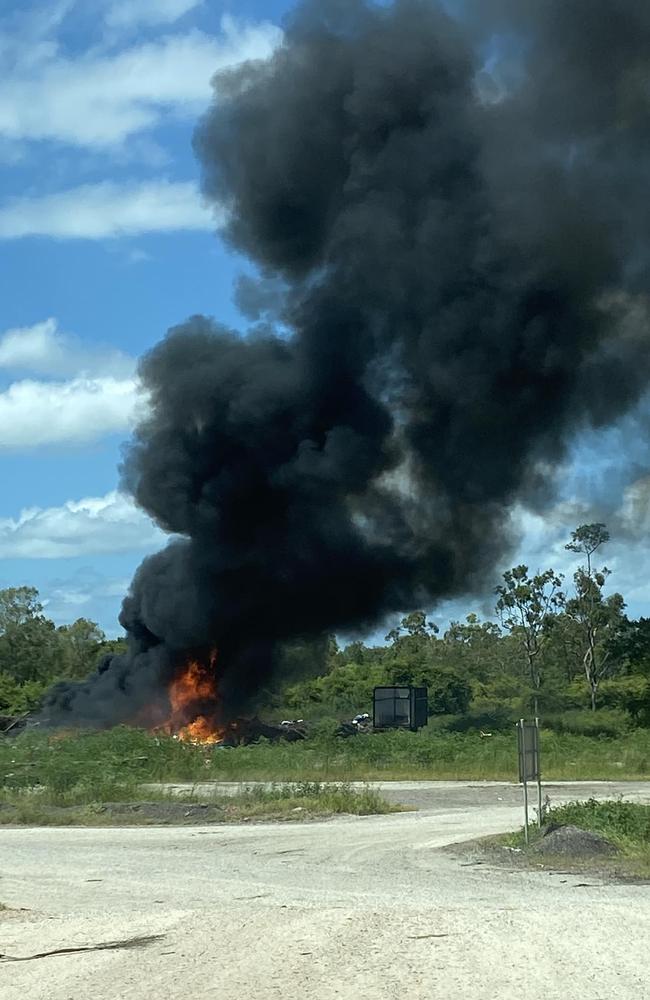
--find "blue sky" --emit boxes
[1,0,649,637]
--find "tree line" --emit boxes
[279,524,650,733]
[1,523,649,733]
[0,587,125,719]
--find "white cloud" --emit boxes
[105,0,202,30]
[0,179,214,240]
[0,19,282,149]
[0,490,164,559]
[0,376,142,449]
[0,317,133,377]
[0,316,145,448]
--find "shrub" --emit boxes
[2,724,649,787]
[430,704,516,734]
[599,676,650,725]
[543,709,632,738]
[0,675,48,715]
[544,798,650,846]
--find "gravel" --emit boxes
[1,780,649,999]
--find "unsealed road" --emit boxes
[1,781,649,1000]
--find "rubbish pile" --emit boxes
[0,715,28,737]
[335,713,372,738]
[221,717,308,746]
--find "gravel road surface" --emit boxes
[1,781,649,1000]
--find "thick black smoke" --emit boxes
[45,0,650,725]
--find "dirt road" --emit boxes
[1,781,649,999]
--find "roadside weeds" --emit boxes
[0,782,404,826]
[452,798,650,883]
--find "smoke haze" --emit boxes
[45,0,650,725]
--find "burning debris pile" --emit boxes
[157,655,223,744]
[43,1,650,739]
[133,655,306,745]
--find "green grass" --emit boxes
[212,781,398,818]
[0,780,399,825]
[502,799,650,877]
[1,725,649,791]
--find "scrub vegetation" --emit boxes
[501,799,650,878]
[2,726,648,792]
[1,525,649,806]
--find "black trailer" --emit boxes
[372,686,428,732]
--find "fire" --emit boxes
[162,652,224,745]
[176,715,223,745]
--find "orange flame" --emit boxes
[176,715,224,745]
[162,652,224,745]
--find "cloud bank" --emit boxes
[0,317,133,376]
[0,180,214,240]
[0,318,143,448]
[0,490,163,558]
[0,18,283,149]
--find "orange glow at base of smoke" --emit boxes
[160,652,224,745]
[176,715,224,744]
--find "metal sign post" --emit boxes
[517,719,541,844]
[535,717,542,828]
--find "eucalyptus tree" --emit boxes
[495,565,565,715]
[565,524,625,710]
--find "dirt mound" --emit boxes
[533,824,618,858]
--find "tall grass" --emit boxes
[2,725,649,790]
[209,781,395,816]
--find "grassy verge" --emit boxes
[2,726,649,788]
[494,799,650,879]
[0,781,400,826]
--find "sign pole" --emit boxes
[523,773,529,845]
[535,716,543,827]
[519,719,529,844]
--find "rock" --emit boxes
[533,824,618,858]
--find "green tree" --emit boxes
[387,658,472,715]
[565,522,610,575]
[385,611,439,646]
[565,524,625,711]
[57,618,106,680]
[542,612,584,684]
[97,637,129,659]
[443,614,508,680]
[0,586,60,685]
[608,616,650,675]
[495,565,565,716]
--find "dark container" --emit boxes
[373,686,428,732]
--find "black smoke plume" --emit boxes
[45,0,650,726]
